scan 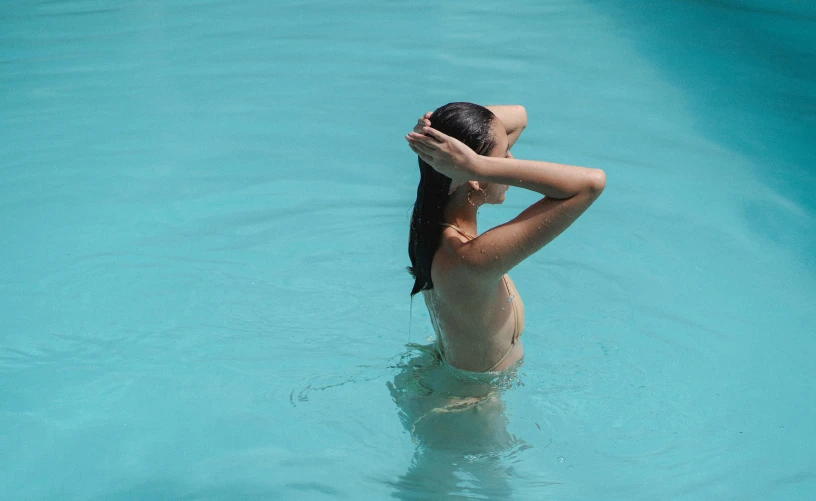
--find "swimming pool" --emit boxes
[1,0,814,499]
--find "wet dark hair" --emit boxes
[407,102,497,296]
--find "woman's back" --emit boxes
[423,225,525,372]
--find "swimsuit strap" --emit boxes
[439,222,477,240]
[503,275,523,342]
[482,276,523,372]
[483,339,516,372]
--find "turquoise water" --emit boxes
[2,0,815,499]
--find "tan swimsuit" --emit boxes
[436,223,524,372]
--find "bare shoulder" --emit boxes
[431,229,503,291]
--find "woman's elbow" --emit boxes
[586,169,606,196]
[516,105,528,128]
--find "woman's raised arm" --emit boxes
[472,154,604,200]
[406,127,605,280]
[485,105,527,149]
[466,154,605,279]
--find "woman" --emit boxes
[405,102,606,373]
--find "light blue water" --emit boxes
[2,1,815,499]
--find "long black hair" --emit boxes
[407,102,497,296]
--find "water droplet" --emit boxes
[558,456,565,463]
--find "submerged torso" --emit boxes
[423,226,525,372]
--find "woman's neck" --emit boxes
[442,192,479,236]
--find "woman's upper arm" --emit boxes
[485,105,527,148]
[460,174,605,280]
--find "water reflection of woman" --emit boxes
[387,344,523,500]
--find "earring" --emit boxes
[467,188,487,207]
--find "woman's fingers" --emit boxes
[408,143,434,164]
[406,135,436,156]
[406,131,438,145]
[405,133,434,149]
[414,114,431,133]
[408,143,430,158]
[421,127,449,143]
[407,131,442,147]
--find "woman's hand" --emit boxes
[405,127,479,194]
[413,111,432,134]
[408,112,473,192]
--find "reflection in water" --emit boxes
[387,343,529,500]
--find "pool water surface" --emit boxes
[1,0,815,499]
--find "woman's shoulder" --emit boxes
[431,234,502,292]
